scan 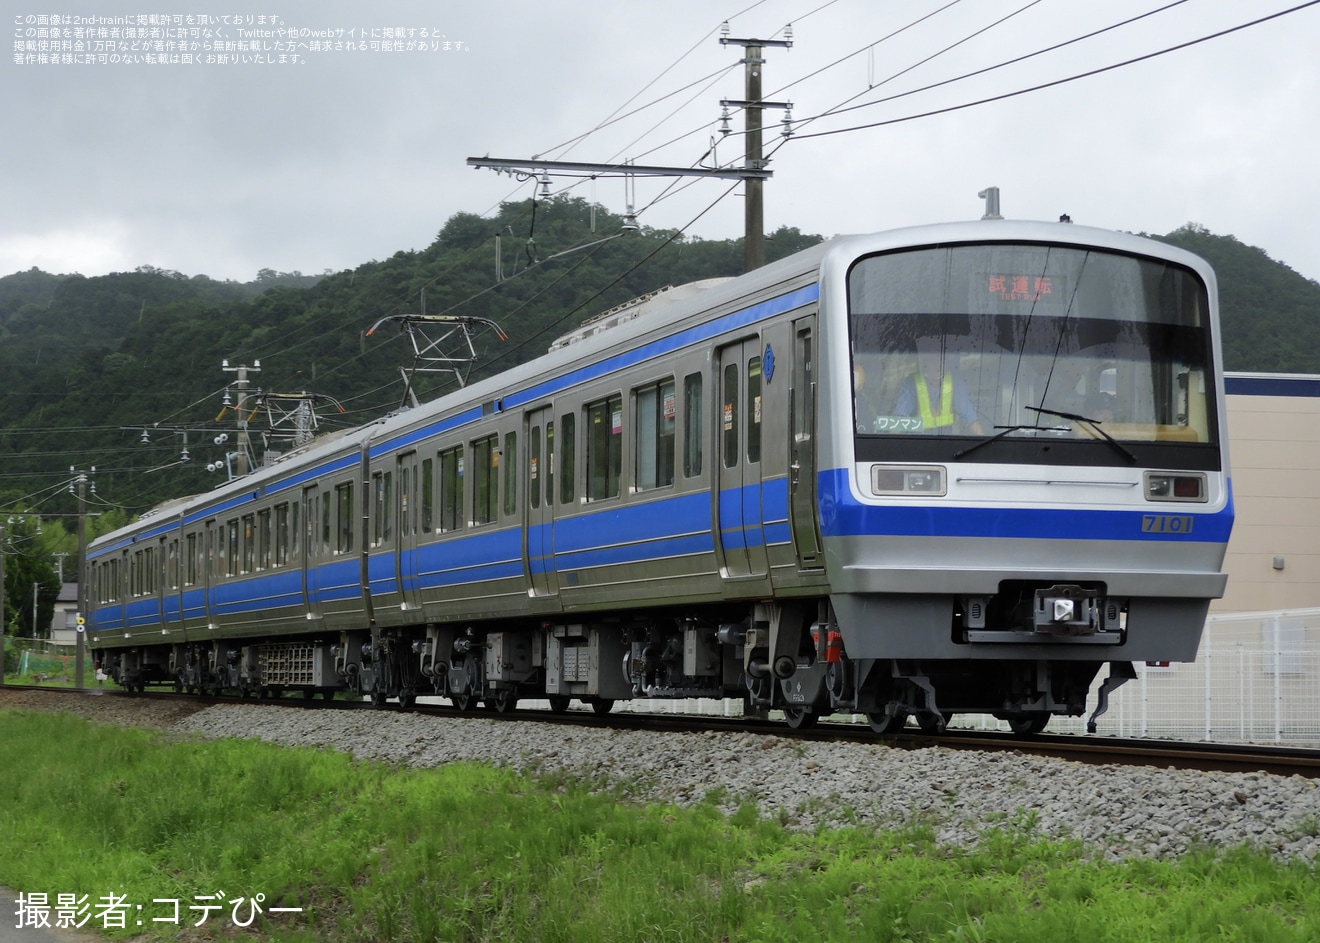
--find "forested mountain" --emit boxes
[0,198,819,522]
[1156,224,1320,374]
[1,204,1317,529]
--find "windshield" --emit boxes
[848,244,1215,455]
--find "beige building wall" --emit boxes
[1214,374,1320,614]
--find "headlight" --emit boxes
[871,465,946,496]
[1144,472,1207,502]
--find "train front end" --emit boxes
[813,221,1233,732]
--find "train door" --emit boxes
[789,316,824,568]
[525,406,559,597]
[717,337,769,579]
[397,451,423,612]
[302,485,323,620]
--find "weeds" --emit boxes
[1,709,1318,942]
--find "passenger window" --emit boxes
[372,470,393,546]
[722,364,739,469]
[636,379,676,490]
[684,372,703,477]
[560,413,576,505]
[473,436,498,525]
[258,509,272,570]
[503,431,518,517]
[335,482,354,553]
[747,355,762,464]
[242,514,256,574]
[587,394,623,501]
[439,446,464,532]
[274,504,289,567]
[422,457,435,533]
[530,425,542,511]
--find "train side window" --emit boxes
[587,394,623,501]
[185,534,197,586]
[321,491,332,555]
[722,363,739,469]
[274,503,289,567]
[503,431,518,517]
[242,514,256,574]
[546,421,555,506]
[560,413,576,505]
[258,508,272,570]
[439,446,464,532]
[336,482,355,553]
[747,355,762,464]
[530,424,542,511]
[290,500,300,559]
[636,379,676,490]
[167,539,179,590]
[684,372,703,478]
[399,461,415,539]
[226,519,239,577]
[472,436,498,526]
[422,457,435,533]
[372,470,393,547]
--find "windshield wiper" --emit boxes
[1026,405,1137,464]
[952,423,1069,460]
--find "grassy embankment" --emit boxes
[1,708,1317,942]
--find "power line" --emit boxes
[790,1,1320,141]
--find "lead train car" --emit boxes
[89,218,1233,734]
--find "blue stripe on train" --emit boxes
[816,468,1235,543]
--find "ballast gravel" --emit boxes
[6,688,1320,862]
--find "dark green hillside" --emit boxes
[0,198,818,519]
[1157,223,1320,373]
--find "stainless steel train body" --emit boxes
[88,218,1233,733]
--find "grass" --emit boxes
[1,708,1318,942]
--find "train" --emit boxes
[88,216,1234,735]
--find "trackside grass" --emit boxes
[1,709,1318,942]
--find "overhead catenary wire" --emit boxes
[786,1,1320,141]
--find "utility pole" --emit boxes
[222,360,261,476]
[71,467,94,690]
[466,25,792,275]
[719,24,793,273]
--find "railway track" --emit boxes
[6,683,1319,780]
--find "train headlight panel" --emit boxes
[1144,472,1207,502]
[871,465,946,496]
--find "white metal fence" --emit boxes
[1047,608,1320,745]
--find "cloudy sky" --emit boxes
[5,0,1319,284]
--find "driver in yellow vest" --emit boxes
[893,337,985,435]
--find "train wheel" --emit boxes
[547,695,571,714]
[397,690,417,711]
[867,711,906,735]
[783,707,818,730]
[591,699,615,716]
[916,712,952,734]
[490,691,518,714]
[1005,712,1050,736]
[453,693,477,712]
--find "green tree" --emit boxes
[1,516,60,641]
